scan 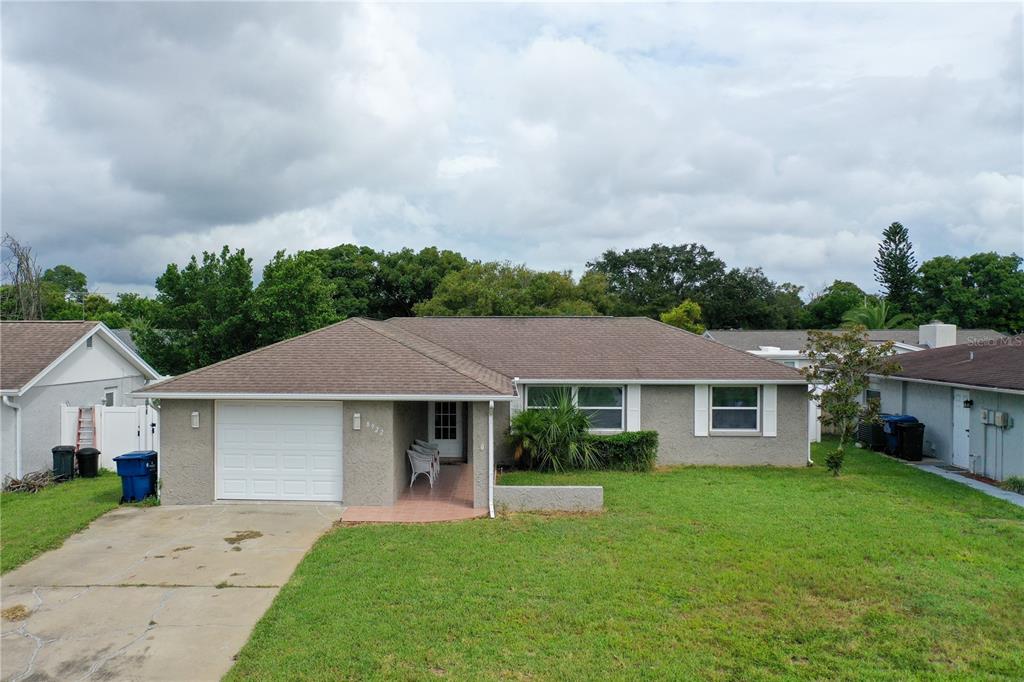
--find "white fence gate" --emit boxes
[60,404,160,471]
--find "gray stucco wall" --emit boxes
[466,402,490,509]
[392,401,427,493]
[159,399,215,504]
[493,400,513,466]
[641,384,808,466]
[971,390,1024,481]
[342,401,397,506]
[903,383,954,461]
[1,376,147,479]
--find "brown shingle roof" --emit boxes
[704,328,1007,352]
[137,318,514,397]
[1,321,99,391]
[138,316,806,397]
[886,337,1024,391]
[389,317,804,382]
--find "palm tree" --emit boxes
[841,298,912,329]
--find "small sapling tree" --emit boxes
[803,326,901,476]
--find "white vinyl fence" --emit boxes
[60,404,160,471]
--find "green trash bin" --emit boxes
[51,445,76,481]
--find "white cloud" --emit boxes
[2,3,1021,295]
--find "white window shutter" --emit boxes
[626,385,641,431]
[694,384,709,437]
[762,384,778,437]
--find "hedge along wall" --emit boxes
[588,431,659,471]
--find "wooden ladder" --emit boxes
[75,407,95,449]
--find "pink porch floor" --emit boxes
[341,463,486,523]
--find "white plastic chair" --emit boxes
[407,450,434,488]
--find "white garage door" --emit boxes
[216,401,342,501]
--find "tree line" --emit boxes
[2,225,1021,375]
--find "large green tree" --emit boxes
[841,299,912,329]
[304,244,380,319]
[873,222,918,313]
[372,247,468,318]
[42,265,88,303]
[253,251,337,346]
[135,246,257,375]
[698,267,803,329]
[414,262,600,316]
[804,281,868,328]
[917,252,1024,333]
[587,243,726,318]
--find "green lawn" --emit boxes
[229,441,1024,681]
[0,471,122,573]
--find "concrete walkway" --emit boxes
[1,503,341,681]
[914,464,1024,508]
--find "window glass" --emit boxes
[434,401,457,440]
[711,409,758,430]
[584,409,623,429]
[104,390,116,407]
[710,386,759,431]
[865,389,881,404]
[578,386,622,408]
[527,386,570,407]
[711,386,758,407]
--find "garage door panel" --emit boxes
[216,402,342,502]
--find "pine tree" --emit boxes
[873,222,918,315]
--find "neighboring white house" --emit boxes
[703,324,1008,444]
[1,321,162,480]
[867,337,1023,481]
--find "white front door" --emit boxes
[952,390,971,469]
[216,401,343,501]
[428,401,463,459]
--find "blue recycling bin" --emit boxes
[113,451,158,503]
[881,415,918,455]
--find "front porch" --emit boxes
[342,462,486,522]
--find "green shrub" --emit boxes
[507,390,599,472]
[587,431,659,471]
[825,447,845,477]
[1002,476,1024,495]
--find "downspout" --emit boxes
[488,400,495,519]
[3,396,22,479]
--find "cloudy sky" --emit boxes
[3,2,1022,298]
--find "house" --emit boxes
[703,324,1006,369]
[135,316,810,510]
[867,337,1023,482]
[1,321,163,480]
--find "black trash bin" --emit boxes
[895,422,926,461]
[51,445,76,481]
[76,447,101,478]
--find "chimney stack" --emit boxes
[919,322,957,348]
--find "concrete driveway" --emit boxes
[1,503,340,681]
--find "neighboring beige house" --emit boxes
[136,317,810,511]
[868,337,1024,481]
[1,321,162,480]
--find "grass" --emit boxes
[0,471,122,573]
[228,440,1024,680]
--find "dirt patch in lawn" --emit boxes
[224,530,262,545]
[2,605,31,621]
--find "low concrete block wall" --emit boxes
[494,485,603,512]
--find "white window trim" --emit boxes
[525,384,625,433]
[709,385,761,434]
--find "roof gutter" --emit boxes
[130,391,517,401]
[3,396,22,479]
[515,378,808,385]
[867,374,1024,396]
